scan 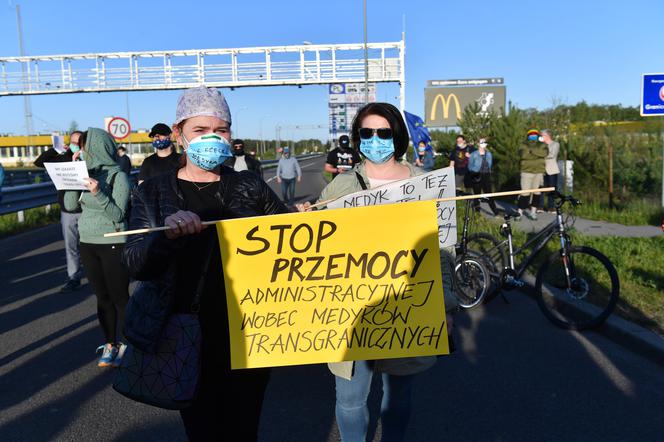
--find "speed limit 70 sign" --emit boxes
[107,117,131,140]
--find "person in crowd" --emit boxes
[414,140,435,172]
[517,129,548,220]
[541,129,560,213]
[122,86,288,441]
[468,137,500,217]
[64,128,131,367]
[299,102,458,442]
[138,123,181,185]
[276,146,301,204]
[449,134,475,192]
[116,145,132,175]
[224,139,263,178]
[34,130,85,292]
[325,134,361,179]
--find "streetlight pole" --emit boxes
[15,4,34,157]
[363,0,369,104]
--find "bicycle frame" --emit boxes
[496,209,571,280]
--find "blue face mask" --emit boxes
[359,135,395,164]
[527,135,539,141]
[152,138,172,150]
[183,133,232,170]
[69,143,80,153]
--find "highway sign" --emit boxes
[107,117,131,140]
[640,73,664,116]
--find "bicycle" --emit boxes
[466,192,620,330]
[451,194,491,309]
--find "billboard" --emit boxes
[424,86,506,127]
[329,83,376,143]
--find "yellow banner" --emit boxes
[216,200,449,369]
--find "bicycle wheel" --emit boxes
[454,256,490,309]
[535,246,620,330]
[467,233,506,302]
[467,232,507,275]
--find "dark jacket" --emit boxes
[122,166,288,352]
[34,148,81,214]
[224,155,263,179]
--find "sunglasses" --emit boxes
[359,127,393,140]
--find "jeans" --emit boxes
[543,173,559,210]
[61,211,84,281]
[335,360,414,442]
[280,178,296,203]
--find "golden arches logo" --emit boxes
[430,93,462,121]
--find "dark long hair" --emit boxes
[350,102,409,161]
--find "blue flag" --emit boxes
[404,111,433,158]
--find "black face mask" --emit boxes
[233,147,245,156]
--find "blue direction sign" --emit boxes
[641,73,664,116]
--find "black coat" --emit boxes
[122,166,288,351]
[223,155,263,179]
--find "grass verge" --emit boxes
[0,205,61,239]
[572,194,663,226]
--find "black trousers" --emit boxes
[79,242,129,344]
[543,173,559,210]
[471,174,499,214]
[180,364,270,441]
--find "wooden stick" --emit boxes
[310,186,556,209]
[103,220,219,238]
[103,187,556,238]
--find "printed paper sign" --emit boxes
[216,201,449,369]
[326,167,457,249]
[51,135,65,154]
[44,161,89,190]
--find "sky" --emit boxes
[0,0,661,141]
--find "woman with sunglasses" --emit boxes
[301,102,458,441]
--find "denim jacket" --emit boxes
[468,150,493,173]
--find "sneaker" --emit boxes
[60,279,81,293]
[96,343,118,367]
[524,210,537,221]
[111,343,127,368]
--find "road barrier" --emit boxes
[0,154,321,218]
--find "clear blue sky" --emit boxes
[0,0,661,140]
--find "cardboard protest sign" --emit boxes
[44,161,89,190]
[216,200,449,369]
[326,167,457,249]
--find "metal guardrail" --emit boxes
[0,154,322,216]
[1,169,52,186]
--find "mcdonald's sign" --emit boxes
[429,93,462,122]
[424,86,506,127]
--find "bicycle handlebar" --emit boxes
[554,191,581,207]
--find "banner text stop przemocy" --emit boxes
[216,200,449,369]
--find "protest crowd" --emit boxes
[31,84,562,442]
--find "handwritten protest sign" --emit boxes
[216,201,449,369]
[326,167,457,249]
[44,161,89,190]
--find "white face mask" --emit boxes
[479,142,488,148]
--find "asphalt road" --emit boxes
[1,156,663,441]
